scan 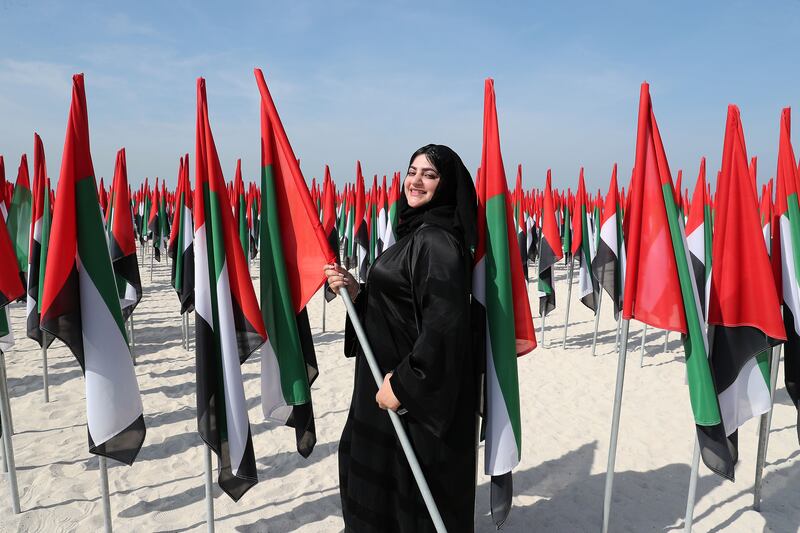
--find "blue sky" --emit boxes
[1,1,799,192]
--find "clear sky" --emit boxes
[1,1,799,193]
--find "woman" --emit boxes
[325,144,479,532]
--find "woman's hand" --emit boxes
[323,263,359,301]
[376,372,401,411]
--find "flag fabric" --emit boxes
[624,82,730,480]
[7,154,32,280]
[322,166,341,302]
[108,148,143,320]
[40,74,145,465]
[194,77,265,501]
[234,159,250,260]
[353,163,369,279]
[686,157,712,318]
[573,168,600,312]
[148,180,162,261]
[0,203,24,353]
[537,170,563,317]
[168,154,195,314]
[382,172,400,251]
[0,155,8,220]
[592,164,626,318]
[255,68,336,458]
[774,107,800,446]
[704,104,785,480]
[26,134,54,348]
[474,78,537,527]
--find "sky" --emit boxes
[1,1,800,193]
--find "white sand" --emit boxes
[0,253,798,532]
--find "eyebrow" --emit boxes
[408,166,438,173]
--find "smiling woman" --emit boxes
[324,144,479,532]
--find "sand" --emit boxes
[0,252,798,532]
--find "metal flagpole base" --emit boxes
[602,319,630,533]
[42,346,50,403]
[753,345,782,511]
[204,445,216,533]
[339,289,447,532]
[591,292,603,357]
[684,438,701,532]
[639,324,648,367]
[99,456,113,533]
[0,354,19,513]
[562,263,574,349]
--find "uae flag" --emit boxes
[624,82,729,480]
[353,164,369,279]
[686,157,712,317]
[513,165,529,280]
[108,148,143,320]
[592,164,626,318]
[7,154,32,280]
[773,107,800,445]
[0,207,24,353]
[148,181,162,262]
[168,154,195,314]
[573,168,599,312]
[383,172,400,251]
[255,68,335,457]
[537,170,563,316]
[474,78,537,527]
[26,133,54,348]
[704,104,785,480]
[322,166,340,302]
[234,159,250,260]
[40,74,145,465]
[194,77,265,500]
[0,155,7,220]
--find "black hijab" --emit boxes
[396,144,477,253]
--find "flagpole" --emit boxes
[129,313,136,365]
[591,291,603,357]
[150,245,154,283]
[753,344,783,511]
[602,318,630,533]
[663,330,669,354]
[322,292,327,333]
[683,437,701,532]
[638,324,648,367]
[614,315,622,352]
[204,444,216,533]
[42,337,50,403]
[0,349,13,434]
[0,348,20,513]
[181,312,187,350]
[339,289,447,533]
[540,313,546,347]
[562,261,574,349]
[98,456,113,533]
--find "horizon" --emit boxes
[1,1,799,193]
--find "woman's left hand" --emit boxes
[376,372,401,411]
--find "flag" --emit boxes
[168,154,195,314]
[108,148,143,320]
[686,157,712,318]
[234,159,250,260]
[40,74,145,465]
[537,170,563,316]
[322,166,341,302]
[573,168,600,312]
[255,68,336,457]
[592,164,626,318]
[354,163,369,279]
[0,200,24,352]
[7,154,32,280]
[624,82,731,479]
[474,78,537,527]
[383,172,400,250]
[774,107,800,446]
[148,180,162,261]
[705,105,785,480]
[194,77,265,500]
[26,134,54,348]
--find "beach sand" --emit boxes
[1,252,798,532]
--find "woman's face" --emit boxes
[405,154,440,209]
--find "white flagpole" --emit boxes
[0,348,20,513]
[98,456,113,532]
[562,261,574,348]
[591,291,604,356]
[639,324,649,367]
[204,445,216,533]
[339,289,447,532]
[0,349,13,434]
[753,344,783,510]
[664,329,669,354]
[683,437,702,532]
[42,336,50,403]
[602,319,630,533]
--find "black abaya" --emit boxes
[340,223,478,533]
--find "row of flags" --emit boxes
[1,72,800,528]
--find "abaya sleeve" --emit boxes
[390,226,470,438]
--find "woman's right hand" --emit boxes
[323,263,359,301]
